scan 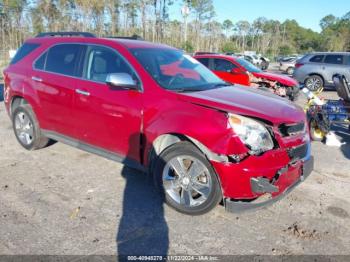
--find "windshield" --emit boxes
[236,58,262,73]
[130,48,228,92]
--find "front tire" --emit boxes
[153,142,222,215]
[12,104,49,150]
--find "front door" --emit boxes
[74,45,143,161]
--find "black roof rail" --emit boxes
[36,32,96,38]
[107,35,143,40]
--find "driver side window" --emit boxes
[214,59,237,72]
[84,46,133,83]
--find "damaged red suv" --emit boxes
[3,32,313,215]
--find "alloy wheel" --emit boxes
[14,112,34,145]
[162,155,212,207]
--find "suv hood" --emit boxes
[178,85,305,125]
[252,72,298,86]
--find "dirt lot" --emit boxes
[0,83,349,258]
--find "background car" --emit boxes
[194,54,299,100]
[279,57,297,75]
[293,52,350,91]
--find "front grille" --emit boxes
[288,143,308,162]
[279,122,305,137]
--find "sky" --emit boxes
[168,0,349,32]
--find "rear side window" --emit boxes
[197,58,209,67]
[309,55,324,63]
[10,43,40,65]
[45,44,82,76]
[324,55,344,65]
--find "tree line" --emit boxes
[0,0,349,63]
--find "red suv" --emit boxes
[3,32,313,215]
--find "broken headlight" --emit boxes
[228,113,274,154]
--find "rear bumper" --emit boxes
[224,156,313,213]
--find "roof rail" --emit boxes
[36,32,96,38]
[107,35,143,40]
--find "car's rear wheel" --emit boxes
[287,67,294,75]
[153,142,222,215]
[12,104,49,150]
[305,75,323,91]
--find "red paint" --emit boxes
[3,36,311,201]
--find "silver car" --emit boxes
[293,52,350,91]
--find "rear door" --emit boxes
[323,54,348,85]
[32,43,84,138]
[74,44,143,161]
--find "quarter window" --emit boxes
[45,44,82,76]
[324,55,344,65]
[84,46,134,83]
[309,55,324,63]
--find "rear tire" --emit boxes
[287,67,294,75]
[12,104,49,150]
[153,142,222,215]
[305,75,323,92]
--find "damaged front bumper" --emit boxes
[224,156,314,213]
[210,140,314,213]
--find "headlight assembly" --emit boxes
[228,113,274,154]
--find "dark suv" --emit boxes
[293,52,350,91]
[3,32,313,215]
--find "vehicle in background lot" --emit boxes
[280,57,297,75]
[194,54,300,100]
[304,75,350,141]
[293,52,350,91]
[3,32,313,215]
[258,55,270,70]
[244,54,261,67]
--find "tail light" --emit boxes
[295,63,304,69]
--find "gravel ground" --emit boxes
[0,82,349,258]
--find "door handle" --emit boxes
[31,76,42,82]
[76,89,90,96]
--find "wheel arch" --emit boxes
[305,73,325,83]
[10,96,28,116]
[150,133,227,164]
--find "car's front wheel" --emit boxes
[154,142,222,215]
[12,104,49,150]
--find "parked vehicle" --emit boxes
[293,52,350,91]
[194,54,300,100]
[279,57,297,75]
[3,32,313,215]
[259,55,270,70]
[244,54,261,66]
[303,75,350,141]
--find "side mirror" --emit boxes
[231,68,244,74]
[106,73,138,90]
